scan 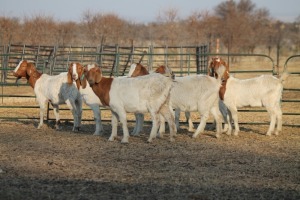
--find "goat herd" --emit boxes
[12,58,289,143]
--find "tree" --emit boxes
[214,0,270,53]
[57,21,78,46]
[21,15,57,45]
[0,16,19,45]
[156,7,181,45]
[81,10,126,45]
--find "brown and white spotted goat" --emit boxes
[13,60,82,131]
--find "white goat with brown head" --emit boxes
[82,64,176,143]
[13,60,82,131]
[208,57,289,136]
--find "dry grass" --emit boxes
[0,120,299,200]
[0,57,299,199]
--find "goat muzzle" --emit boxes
[72,74,78,81]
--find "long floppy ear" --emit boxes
[95,68,102,83]
[26,62,35,76]
[208,59,214,76]
[221,60,230,80]
[80,65,87,89]
[75,79,81,90]
[67,64,73,85]
[80,75,87,89]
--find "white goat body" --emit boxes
[128,63,193,135]
[84,66,176,143]
[159,74,224,138]
[128,63,225,138]
[223,73,289,136]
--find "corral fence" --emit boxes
[0,44,209,80]
[0,44,210,124]
[0,44,299,129]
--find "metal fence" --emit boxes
[0,44,209,80]
[281,55,300,127]
[0,48,299,128]
[0,44,209,124]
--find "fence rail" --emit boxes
[0,49,299,128]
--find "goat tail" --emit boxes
[280,70,289,84]
[215,65,226,82]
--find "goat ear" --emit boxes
[75,79,81,90]
[81,65,88,89]
[95,68,102,83]
[26,63,34,76]
[81,75,87,89]
[67,66,73,85]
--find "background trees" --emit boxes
[0,0,299,55]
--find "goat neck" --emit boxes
[84,66,113,106]
[27,67,42,88]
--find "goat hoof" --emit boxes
[93,131,100,135]
[233,132,239,136]
[147,138,153,143]
[170,137,175,142]
[192,134,198,139]
[215,133,221,139]
[108,137,114,141]
[121,137,129,144]
[188,128,195,132]
[266,132,271,136]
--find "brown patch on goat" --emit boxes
[130,63,149,77]
[208,57,230,100]
[84,66,113,106]
[155,65,167,74]
[155,65,175,79]
[13,60,42,88]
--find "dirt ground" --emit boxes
[0,119,299,200]
[1,60,299,199]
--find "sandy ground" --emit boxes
[1,59,299,199]
[0,118,299,200]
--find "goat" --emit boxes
[208,57,230,100]
[207,57,289,136]
[207,57,230,132]
[157,65,225,138]
[222,72,289,136]
[81,64,176,143]
[67,63,104,135]
[127,63,187,136]
[13,60,82,131]
[129,63,225,138]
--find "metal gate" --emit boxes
[282,55,300,127]
[0,46,208,124]
[0,50,299,128]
